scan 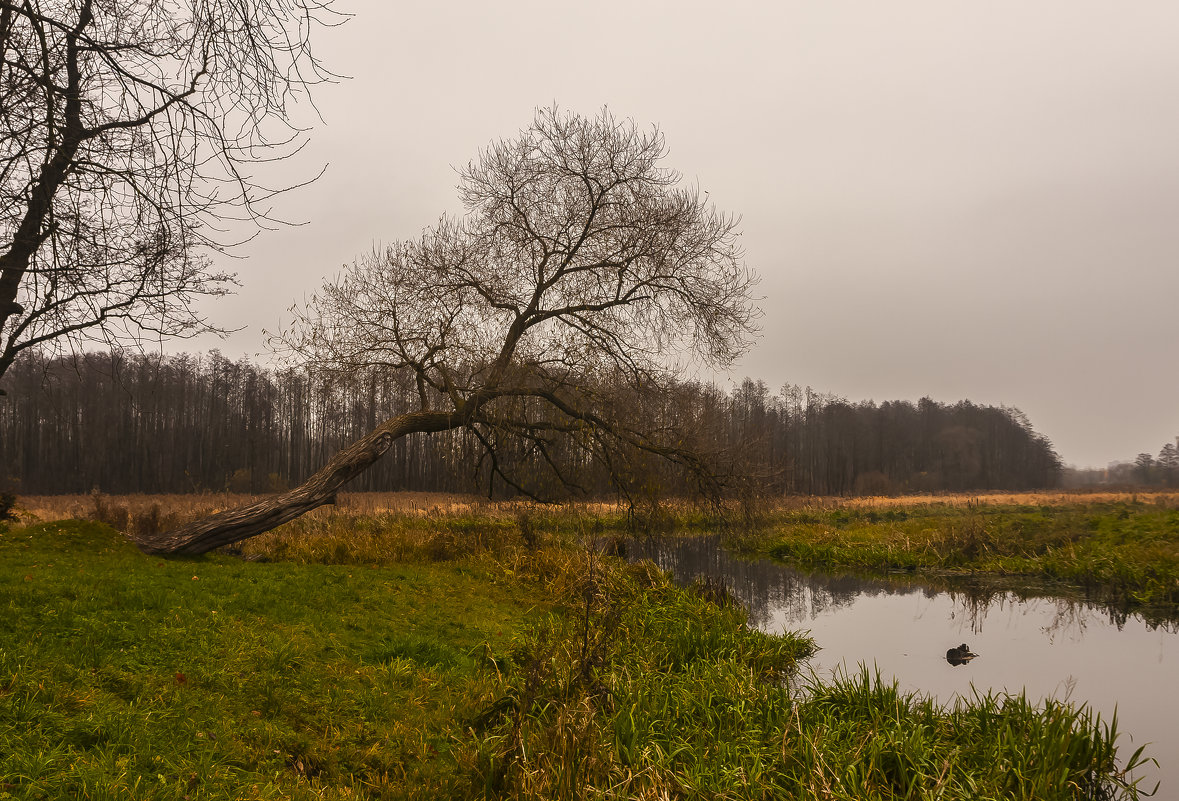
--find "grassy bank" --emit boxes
[1,520,545,798]
[19,490,1179,611]
[728,498,1179,610]
[0,508,1157,799]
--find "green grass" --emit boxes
[467,559,1152,800]
[732,501,1179,610]
[0,520,540,799]
[778,669,1153,801]
[0,515,1158,799]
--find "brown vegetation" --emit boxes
[18,491,518,526]
[20,488,1179,531]
[804,489,1179,509]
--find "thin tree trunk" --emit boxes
[133,410,458,555]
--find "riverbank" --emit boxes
[1,512,1156,799]
[729,497,1179,612]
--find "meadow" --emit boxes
[0,491,1165,799]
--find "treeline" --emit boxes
[717,380,1061,495]
[0,350,1061,496]
[1064,438,1179,488]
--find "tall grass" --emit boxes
[14,491,629,529]
[464,553,1153,800]
[15,488,1179,611]
[780,668,1155,801]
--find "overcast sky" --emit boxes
[189,1,1179,469]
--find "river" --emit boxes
[623,534,1177,795]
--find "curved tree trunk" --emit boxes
[133,410,459,555]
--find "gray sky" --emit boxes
[191,1,1179,469]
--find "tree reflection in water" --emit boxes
[620,533,1179,638]
[617,533,1177,795]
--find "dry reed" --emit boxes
[17,489,1179,531]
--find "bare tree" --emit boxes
[136,107,760,554]
[0,0,339,390]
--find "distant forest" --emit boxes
[0,350,1062,497]
[1064,439,1179,489]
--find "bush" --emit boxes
[0,492,18,523]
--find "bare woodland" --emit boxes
[1,348,1065,500]
[1,5,1065,557]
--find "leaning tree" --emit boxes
[135,107,760,554]
[0,0,339,389]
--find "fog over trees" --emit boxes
[0,349,1063,500]
[1065,439,1179,488]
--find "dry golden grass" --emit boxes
[17,488,1179,527]
[822,490,1179,509]
[12,490,626,566]
[17,490,537,524]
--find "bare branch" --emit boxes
[0,0,343,386]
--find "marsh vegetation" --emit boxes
[730,493,1179,613]
[1,491,1165,799]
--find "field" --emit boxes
[0,491,1166,799]
[18,488,1179,524]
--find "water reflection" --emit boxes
[945,644,978,666]
[619,533,1178,794]
[620,533,1179,638]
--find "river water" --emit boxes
[623,534,1177,795]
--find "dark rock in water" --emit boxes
[946,643,978,666]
